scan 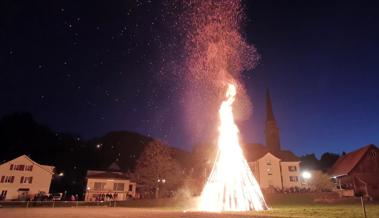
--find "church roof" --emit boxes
[329,144,378,177]
[272,150,300,162]
[243,143,300,162]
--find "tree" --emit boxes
[134,140,182,198]
[300,153,320,170]
[307,171,335,192]
[320,152,340,171]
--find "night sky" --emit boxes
[1,0,379,157]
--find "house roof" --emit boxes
[243,143,300,162]
[272,150,301,162]
[0,154,54,175]
[329,144,378,177]
[86,170,130,180]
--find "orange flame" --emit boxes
[198,83,268,212]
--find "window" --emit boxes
[10,164,13,170]
[267,168,272,176]
[113,183,124,191]
[129,184,133,191]
[370,151,377,160]
[288,166,297,172]
[25,165,33,171]
[266,161,272,166]
[13,165,25,171]
[0,190,7,199]
[94,182,106,191]
[20,176,33,184]
[289,176,298,182]
[4,176,14,183]
[0,176,4,183]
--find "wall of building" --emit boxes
[280,161,301,188]
[0,155,54,200]
[350,147,379,198]
[249,162,260,182]
[257,153,282,189]
[85,178,136,201]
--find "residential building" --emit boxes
[329,144,379,199]
[85,163,136,201]
[0,155,54,200]
[246,144,301,190]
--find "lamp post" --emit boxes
[156,178,166,198]
[301,171,312,189]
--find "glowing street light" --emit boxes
[302,171,312,179]
[58,172,64,177]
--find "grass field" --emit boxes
[115,193,379,218]
[1,193,378,218]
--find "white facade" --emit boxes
[0,155,54,200]
[85,172,136,201]
[249,152,301,190]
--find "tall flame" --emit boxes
[198,83,268,212]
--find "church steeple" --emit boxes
[266,89,276,122]
[265,89,281,152]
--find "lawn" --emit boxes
[1,194,378,218]
[115,193,379,218]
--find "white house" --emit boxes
[0,155,54,200]
[85,163,136,201]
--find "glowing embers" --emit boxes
[198,83,268,212]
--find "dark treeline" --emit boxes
[300,153,340,172]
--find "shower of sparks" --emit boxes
[197,83,268,212]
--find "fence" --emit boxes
[0,200,120,208]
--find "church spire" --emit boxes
[266,89,276,122]
[265,89,281,152]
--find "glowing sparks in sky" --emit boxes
[198,83,268,212]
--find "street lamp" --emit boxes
[301,171,312,179]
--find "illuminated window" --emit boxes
[288,166,297,172]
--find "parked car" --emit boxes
[51,193,63,201]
